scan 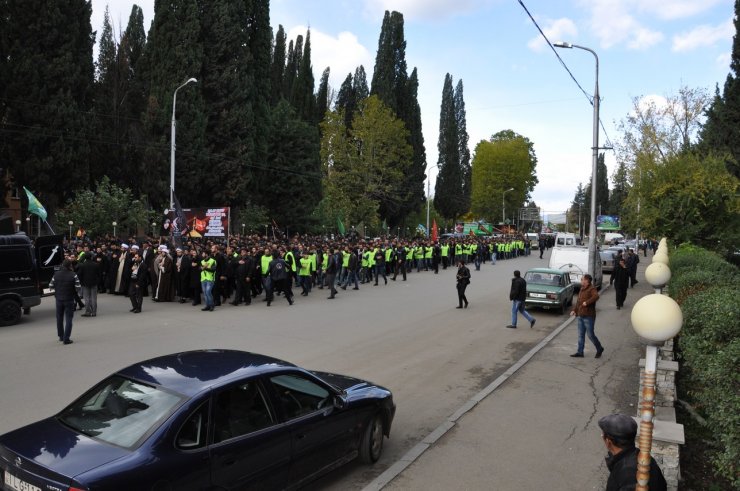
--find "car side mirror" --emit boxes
[333,394,347,410]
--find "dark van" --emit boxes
[0,234,64,326]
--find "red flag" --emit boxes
[431,219,438,242]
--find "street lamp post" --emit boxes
[112,221,117,237]
[151,222,157,237]
[68,220,73,239]
[241,223,246,236]
[502,188,514,226]
[425,164,440,238]
[554,41,600,277]
[26,216,30,235]
[170,78,198,210]
[15,220,21,233]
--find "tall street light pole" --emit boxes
[425,164,440,238]
[502,187,514,226]
[554,41,599,277]
[170,78,198,211]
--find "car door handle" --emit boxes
[295,433,306,440]
[222,458,237,466]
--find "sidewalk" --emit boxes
[368,261,655,491]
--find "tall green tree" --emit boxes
[199,0,254,207]
[315,67,331,127]
[335,66,368,131]
[608,160,630,216]
[699,0,740,178]
[1,0,95,213]
[434,74,464,220]
[139,0,206,209]
[568,184,587,234]
[370,11,426,225]
[270,24,287,104]
[264,100,322,229]
[321,96,412,226]
[582,153,610,225]
[455,79,471,213]
[291,30,315,122]
[470,130,539,223]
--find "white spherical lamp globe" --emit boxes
[653,251,669,265]
[631,294,683,343]
[645,262,671,288]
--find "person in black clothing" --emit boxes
[373,247,387,286]
[77,253,100,317]
[50,259,81,344]
[325,247,339,299]
[232,248,254,305]
[128,252,148,313]
[212,245,225,306]
[392,245,406,281]
[598,413,667,491]
[455,260,470,309]
[267,250,293,306]
[612,258,630,310]
[188,249,202,305]
[507,270,535,328]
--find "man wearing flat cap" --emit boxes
[598,413,666,491]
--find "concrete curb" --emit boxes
[361,312,579,491]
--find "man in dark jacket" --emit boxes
[128,252,148,313]
[626,248,640,288]
[325,247,339,299]
[612,257,630,310]
[598,413,667,491]
[267,250,293,306]
[232,248,254,305]
[50,259,81,344]
[77,252,100,317]
[507,270,535,329]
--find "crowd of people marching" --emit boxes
[63,233,541,316]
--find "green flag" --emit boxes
[23,187,47,221]
[337,217,345,235]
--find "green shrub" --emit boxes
[669,269,721,304]
[671,246,738,278]
[675,275,740,486]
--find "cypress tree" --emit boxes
[455,79,471,212]
[247,0,272,206]
[91,6,122,185]
[434,73,464,220]
[335,72,355,129]
[140,0,206,208]
[370,11,396,111]
[270,24,287,104]
[699,0,740,178]
[291,30,314,121]
[265,100,322,228]
[315,67,331,127]
[398,68,426,222]
[1,0,95,211]
[198,0,254,207]
[117,5,148,194]
[353,65,369,99]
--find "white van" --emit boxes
[555,232,577,246]
[604,233,624,244]
[526,233,539,249]
[549,246,603,290]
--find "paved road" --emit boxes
[0,250,563,489]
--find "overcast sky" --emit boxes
[91,0,734,217]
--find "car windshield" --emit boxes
[58,375,184,449]
[525,272,561,286]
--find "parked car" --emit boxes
[549,246,603,290]
[600,247,622,274]
[524,268,575,314]
[0,350,396,491]
[0,233,64,326]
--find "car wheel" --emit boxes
[0,299,22,326]
[359,414,384,464]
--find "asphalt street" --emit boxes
[0,249,567,489]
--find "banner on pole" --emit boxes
[163,207,230,238]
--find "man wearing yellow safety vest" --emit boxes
[200,250,217,312]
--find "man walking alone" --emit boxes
[507,270,535,329]
[570,274,604,358]
[50,259,81,344]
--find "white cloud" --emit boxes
[672,18,734,52]
[580,0,664,50]
[527,17,578,52]
[717,52,732,68]
[638,0,726,21]
[362,0,482,21]
[285,26,373,90]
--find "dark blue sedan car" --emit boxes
[0,350,395,491]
